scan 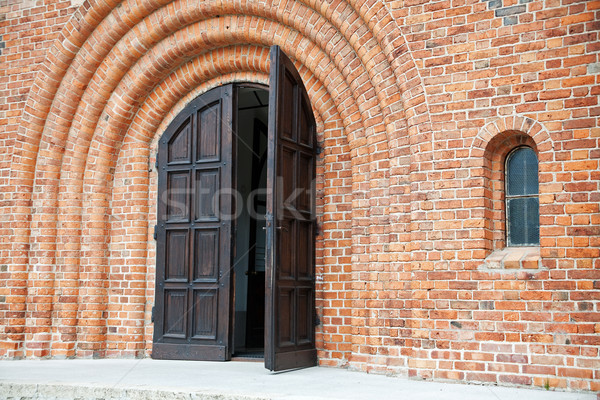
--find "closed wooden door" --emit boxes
[153,85,233,360]
[265,46,318,371]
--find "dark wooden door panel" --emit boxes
[297,221,313,280]
[265,46,317,371]
[277,286,295,347]
[153,85,233,361]
[278,219,295,279]
[166,171,191,222]
[296,287,313,344]
[298,99,313,147]
[193,228,219,281]
[192,289,218,339]
[197,101,221,162]
[195,169,220,220]
[163,289,187,338]
[297,153,312,212]
[168,117,192,164]
[165,229,188,281]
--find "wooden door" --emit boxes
[265,46,318,371]
[153,85,233,360]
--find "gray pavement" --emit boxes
[0,359,595,400]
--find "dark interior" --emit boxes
[232,86,269,358]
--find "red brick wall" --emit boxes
[0,0,82,358]
[0,0,598,393]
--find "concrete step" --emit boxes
[0,359,595,400]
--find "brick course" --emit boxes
[0,0,598,393]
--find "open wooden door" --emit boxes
[153,85,233,360]
[265,46,318,371]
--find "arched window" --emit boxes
[505,146,539,246]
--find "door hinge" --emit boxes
[316,144,323,155]
[153,224,158,240]
[151,306,155,323]
[155,155,159,170]
[315,313,321,326]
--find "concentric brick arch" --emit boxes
[7,0,428,366]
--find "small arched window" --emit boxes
[506,146,539,246]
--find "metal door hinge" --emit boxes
[151,306,156,323]
[316,145,323,155]
[153,224,158,240]
[315,223,322,237]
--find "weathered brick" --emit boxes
[495,5,527,17]
[0,0,598,394]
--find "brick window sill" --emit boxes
[479,246,541,270]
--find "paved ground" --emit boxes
[0,359,595,400]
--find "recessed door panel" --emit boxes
[165,229,188,281]
[297,288,312,344]
[166,172,190,222]
[297,153,312,212]
[278,219,295,279]
[197,102,221,162]
[281,147,295,210]
[168,118,192,164]
[192,289,218,339]
[277,287,294,347]
[196,169,219,221]
[281,73,295,141]
[164,289,187,338]
[193,228,219,281]
[298,99,313,147]
[297,221,312,280]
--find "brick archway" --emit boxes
[3,0,429,374]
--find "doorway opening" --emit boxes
[152,45,317,370]
[232,86,269,359]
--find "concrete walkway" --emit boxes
[0,359,595,400]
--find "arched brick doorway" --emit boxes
[7,0,419,376]
[152,47,318,371]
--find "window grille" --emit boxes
[506,146,539,246]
